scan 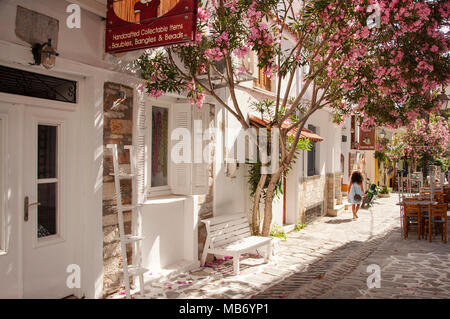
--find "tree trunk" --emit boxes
[252,174,267,235]
[261,170,283,236]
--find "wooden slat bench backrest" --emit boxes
[202,213,251,249]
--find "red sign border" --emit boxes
[105,0,198,53]
[351,115,376,150]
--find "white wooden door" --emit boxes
[21,106,74,298]
[0,102,21,298]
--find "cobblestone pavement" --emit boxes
[317,224,450,299]
[109,195,449,299]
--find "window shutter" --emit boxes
[253,54,271,91]
[170,103,210,195]
[191,104,210,195]
[136,98,146,204]
[170,103,192,195]
[262,68,271,91]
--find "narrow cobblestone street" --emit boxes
[111,195,449,299]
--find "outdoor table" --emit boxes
[396,200,437,206]
[400,201,438,205]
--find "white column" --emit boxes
[183,195,199,264]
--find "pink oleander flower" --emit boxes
[224,0,238,12]
[138,83,145,93]
[197,7,210,23]
[205,47,223,61]
[233,47,250,58]
[198,62,207,74]
[195,92,206,109]
[149,89,163,98]
[195,33,203,43]
[236,66,250,76]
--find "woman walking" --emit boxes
[348,171,364,219]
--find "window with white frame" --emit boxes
[144,101,210,198]
[37,124,59,238]
[147,104,170,195]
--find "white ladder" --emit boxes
[107,144,147,299]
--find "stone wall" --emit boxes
[298,172,343,223]
[325,172,343,213]
[303,205,322,225]
[325,173,335,211]
[298,174,326,224]
[197,105,215,261]
[335,172,343,204]
[102,82,134,296]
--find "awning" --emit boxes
[249,116,324,142]
[299,128,324,142]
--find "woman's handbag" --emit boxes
[353,194,362,202]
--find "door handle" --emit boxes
[24,196,41,222]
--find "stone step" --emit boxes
[341,194,349,208]
[327,204,345,217]
[282,224,296,233]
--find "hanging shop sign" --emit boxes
[358,129,375,150]
[350,115,375,150]
[358,125,375,150]
[105,0,197,53]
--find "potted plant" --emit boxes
[379,185,391,198]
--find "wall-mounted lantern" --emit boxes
[31,39,59,69]
[111,89,127,110]
[379,129,386,139]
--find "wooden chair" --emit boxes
[403,203,422,240]
[420,191,444,204]
[423,203,447,243]
[444,187,450,203]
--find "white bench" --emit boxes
[200,213,272,275]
